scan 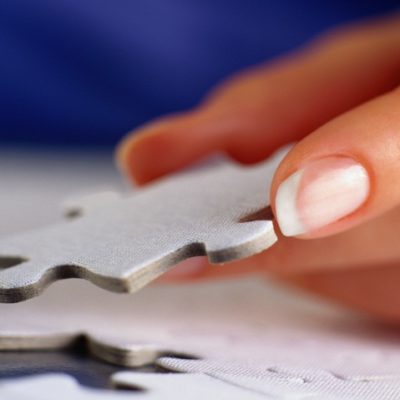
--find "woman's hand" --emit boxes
[117,15,400,321]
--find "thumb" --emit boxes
[272,85,400,238]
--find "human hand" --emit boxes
[117,15,400,321]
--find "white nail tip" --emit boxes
[275,158,369,237]
[275,169,307,236]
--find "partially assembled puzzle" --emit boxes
[0,147,399,399]
[2,278,400,399]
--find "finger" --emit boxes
[117,15,400,184]
[272,84,400,238]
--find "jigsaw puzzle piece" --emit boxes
[158,358,400,400]
[0,329,194,369]
[0,147,287,302]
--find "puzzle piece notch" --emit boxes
[0,148,287,302]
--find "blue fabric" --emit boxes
[0,0,398,147]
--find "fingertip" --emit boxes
[115,131,141,184]
[116,119,176,185]
[116,108,232,186]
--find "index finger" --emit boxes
[117,15,400,185]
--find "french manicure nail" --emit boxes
[275,157,370,236]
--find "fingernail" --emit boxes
[275,157,370,236]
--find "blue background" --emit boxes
[0,0,398,147]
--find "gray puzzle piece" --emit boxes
[158,358,400,400]
[0,148,287,302]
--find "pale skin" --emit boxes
[117,14,400,322]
